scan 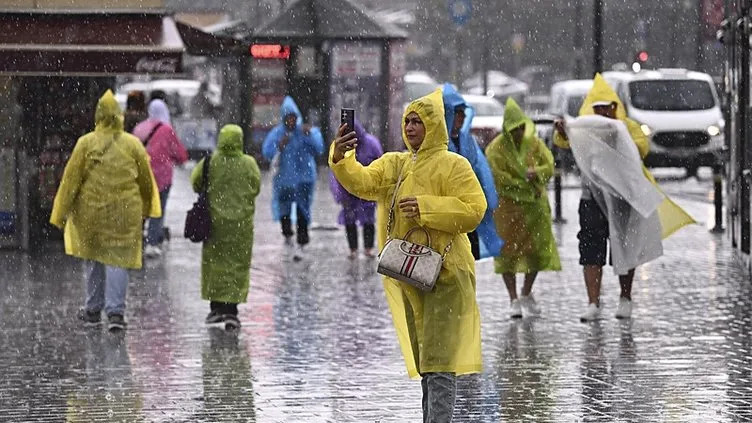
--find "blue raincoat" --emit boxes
[442,84,504,258]
[262,96,325,221]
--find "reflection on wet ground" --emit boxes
[0,167,750,422]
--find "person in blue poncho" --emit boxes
[262,96,324,260]
[442,83,504,260]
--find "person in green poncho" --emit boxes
[486,98,561,319]
[191,124,261,330]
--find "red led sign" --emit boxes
[250,44,291,59]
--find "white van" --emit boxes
[548,79,593,120]
[606,69,724,175]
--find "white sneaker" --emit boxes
[519,295,541,317]
[144,245,162,258]
[509,299,522,319]
[615,297,632,319]
[580,303,601,322]
[293,244,306,262]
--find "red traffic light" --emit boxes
[637,51,649,62]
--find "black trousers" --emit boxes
[281,214,309,245]
[468,230,480,260]
[345,224,375,250]
[210,301,238,316]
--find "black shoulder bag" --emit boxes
[184,155,212,242]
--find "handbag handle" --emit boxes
[403,226,431,248]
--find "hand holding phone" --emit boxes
[341,108,355,135]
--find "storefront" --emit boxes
[0,10,186,250]
[719,0,752,276]
[216,0,407,156]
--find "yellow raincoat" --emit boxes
[50,90,161,269]
[487,98,561,274]
[329,89,486,378]
[554,74,695,238]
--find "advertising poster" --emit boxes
[329,42,383,146]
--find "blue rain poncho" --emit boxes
[442,83,503,258]
[262,96,324,221]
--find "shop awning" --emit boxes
[0,11,185,76]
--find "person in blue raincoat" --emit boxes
[262,96,325,260]
[442,83,503,259]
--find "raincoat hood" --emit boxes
[280,96,303,126]
[147,99,172,124]
[441,83,466,136]
[502,97,535,139]
[578,73,627,120]
[402,88,448,153]
[94,90,124,132]
[217,124,244,156]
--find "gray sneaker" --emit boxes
[509,299,523,319]
[77,309,101,327]
[107,314,127,331]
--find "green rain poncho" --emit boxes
[486,98,561,274]
[329,88,486,378]
[50,90,160,269]
[191,125,261,304]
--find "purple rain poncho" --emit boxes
[329,120,384,225]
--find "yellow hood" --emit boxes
[578,73,627,120]
[401,88,448,154]
[94,90,124,132]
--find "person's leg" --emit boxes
[363,224,375,250]
[278,187,294,242]
[158,186,170,243]
[616,268,635,319]
[521,272,538,296]
[467,230,480,260]
[583,265,603,306]
[421,376,429,423]
[423,372,457,423]
[104,265,129,317]
[146,188,169,246]
[619,269,634,300]
[295,183,314,246]
[503,273,522,318]
[84,261,105,313]
[502,273,518,301]
[345,224,358,255]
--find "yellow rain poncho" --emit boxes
[554,74,695,238]
[329,88,486,378]
[486,98,561,274]
[50,90,161,269]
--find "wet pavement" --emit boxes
[1,165,751,422]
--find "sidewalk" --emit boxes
[0,165,750,422]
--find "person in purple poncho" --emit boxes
[329,120,384,259]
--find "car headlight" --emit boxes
[640,124,652,136]
[707,125,721,137]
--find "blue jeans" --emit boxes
[84,261,129,316]
[146,186,170,246]
[421,372,457,423]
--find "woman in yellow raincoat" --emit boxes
[330,89,486,422]
[50,90,160,331]
[486,98,561,319]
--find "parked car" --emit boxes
[610,69,724,176]
[463,70,529,104]
[463,94,504,149]
[548,79,593,120]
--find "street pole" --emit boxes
[593,0,603,75]
[574,0,583,78]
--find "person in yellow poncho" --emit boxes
[50,90,161,331]
[330,89,486,423]
[486,98,561,319]
[554,74,694,322]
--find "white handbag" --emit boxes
[376,166,451,292]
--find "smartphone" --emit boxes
[341,108,355,135]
